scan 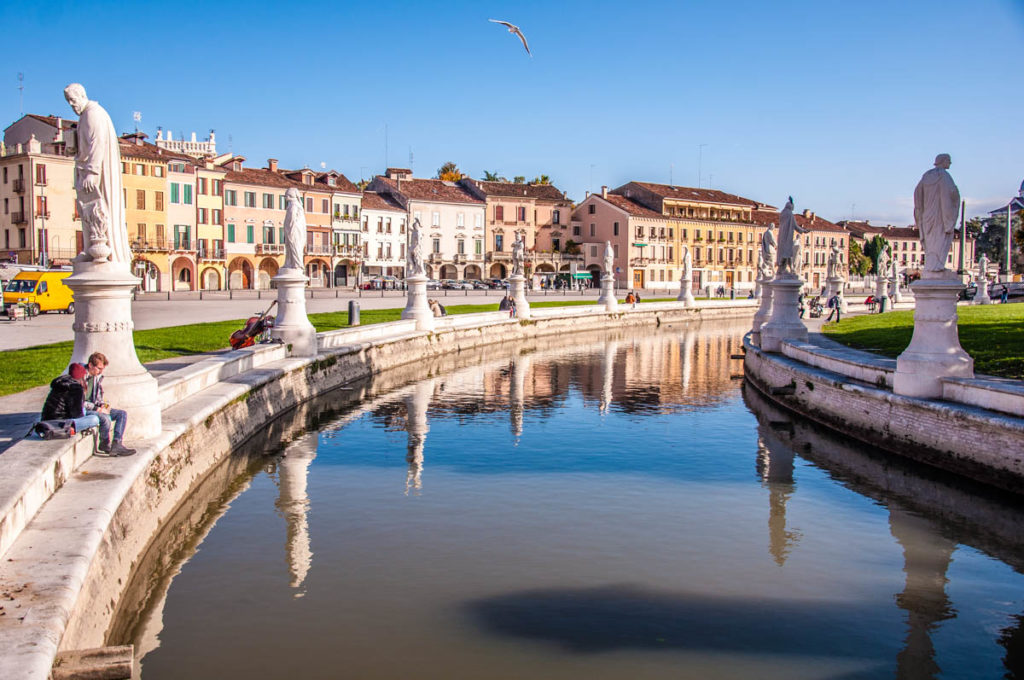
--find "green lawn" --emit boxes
[0,299,604,396]
[822,303,1024,379]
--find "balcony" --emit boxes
[453,253,467,264]
[426,252,444,264]
[12,179,25,193]
[256,243,284,255]
[171,239,192,252]
[132,239,171,252]
[489,251,511,262]
[197,246,226,261]
[307,244,333,256]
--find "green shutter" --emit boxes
[170,183,179,204]
[183,184,193,205]
[227,223,235,242]
[247,225,254,244]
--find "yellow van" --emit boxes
[3,270,75,315]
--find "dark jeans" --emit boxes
[87,408,127,445]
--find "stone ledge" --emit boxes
[782,339,895,389]
[942,375,1024,418]
[156,343,287,410]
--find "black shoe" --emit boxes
[110,442,136,457]
[96,442,112,456]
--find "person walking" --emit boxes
[826,292,842,322]
[81,352,136,456]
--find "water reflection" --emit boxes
[755,428,800,566]
[274,435,317,594]
[404,379,434,495]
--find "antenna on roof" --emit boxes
[17,73,24,116]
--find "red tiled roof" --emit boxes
[315,172,360,194]
[223,166,305,190]
[118,137,194,163]
[465,179,567,201]
[361,191,405,213]
[600,194,672,219]
[840,221,920,239]
[796,213,846,233]
[375,176,483,205]
[622,182,761,208]
[25,114,76,130]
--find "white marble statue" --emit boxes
[977,253,989,281]
[407,217,424,277]
[877,247,890,280]
[913,154,961,277]
[511,232,525,276]
[682,245,692,283]
[760,222,776,277]
[776,198,808,276]
[827,240,842,279]
[603,240,614,276]
[65,83,130,264]
[283,188,306,270]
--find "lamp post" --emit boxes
[1007,201,1013,283]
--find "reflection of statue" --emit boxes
[760,223,776,278]
[65,83,131,264]
[603,240,614,276]
[977,253,989,281]
[283,188,306,270]
[511,232,525,276]
[827,240,842,279]
[407,218,424,277]
[776,198,808,276]
[914,154,960,276]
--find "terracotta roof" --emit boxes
[118,137,194,163]
[24,114,76,131]
[315,172,360,194]
[600,194,672,219]
[796,212,846,233]
[620,182,761,208]
[374,176,483,205]
[223,166,305,190]
[361,191,406,213]
[463,179,567,201]
[837,220,918,238]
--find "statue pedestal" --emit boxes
[874,276,889,312]
[271,268,317,357]
[974,279,992,305]
[751,275,773,347]
[64,261,161,440]
[825,277,847,312]
[402,274,435,331]
[509,274,531,319]
[598,275,619,311]
[760,276,807,352]
[676,278,695,307]
[891,276,903,303]
[893,278,973,398]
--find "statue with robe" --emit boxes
[511,232,525,276]
[283,188,306,270]
[913,154,961,277]
[407,218,424,277]
[65,83,130,265]
[827,240,842,279]
[977,253,989,281]
[682,245,692,283]
[603,240,614,276]
[776,197,808,276]
[760,223,776,278]
[877,247,890,279]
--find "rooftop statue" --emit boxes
[65,83,130,265]
[914,154,961,277]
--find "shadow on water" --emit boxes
[464,583,897,660]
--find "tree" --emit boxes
[968,213,1024,275]
[564,240,581,255]
[512,175,526,184]
[862,235,889,274]
[482,170,507,182]
[436,162,464,181]
[531,174,551,185]
[848,240,871,277]
[356,178,370,191]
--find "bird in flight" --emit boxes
[489,19,531,56]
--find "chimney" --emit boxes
[601,185,608,199]
[268,158,278,172]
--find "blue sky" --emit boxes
[3,0,1022,224]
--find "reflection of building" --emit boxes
[276,435,317,593]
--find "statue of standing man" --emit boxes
[914,153,960,277]
[511,232,525,276]
[407,217,424,277]
[65,83,131,265]
[776,197,808,277]
[283,187,306,270]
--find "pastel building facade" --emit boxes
[360,190,407,280]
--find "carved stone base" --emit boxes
[271,267,317,357]
[891,276,904,303]
[751,276,774,347]
[760,276,808,352]
[874,277,889,311]
[598,275,619,311]
[509,274,531,319]
[676,278,695,307]
[893,279,973,398]
[974,279,992,305]
[401,275,435,331]
[64,260,161,440]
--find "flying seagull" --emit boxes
[489,19,531,56]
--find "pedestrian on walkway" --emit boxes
[826,292,842,322]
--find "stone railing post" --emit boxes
[271,267,317,356]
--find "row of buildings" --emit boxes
[0,113,976,293]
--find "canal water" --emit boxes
[114,320,1024,679]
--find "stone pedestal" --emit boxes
[826,276,847,312]
[760,276,808,352]
[974,279,992,304]
[271,267,317,357]
[676,279,695,307]
[509,274,531,319]
[891,277,903,303]
[401,274,435,331]
[751,275,773,347]
[874,276,889,312]
[598,275,619,311]
[893,278,973,398]
[64,261,161,440]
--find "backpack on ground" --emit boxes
[29,419,77,440]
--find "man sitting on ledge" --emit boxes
[80,352,136,457]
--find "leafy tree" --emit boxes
[512,175,526,184]
[531,174,551,185]
[436,162,464,181]
[355,178,370,191]
[968,213,1024,274]
[862,235,889,274]
[848,240,871,277]
[564,240,581,255]
[482,170,505,182]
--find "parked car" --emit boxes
[958,285,977,301]
[471,280,489,290]
[988,282,1024,300]
[426,279,442,290]
[3,270,75,316]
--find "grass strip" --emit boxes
[822,303,1024,379]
